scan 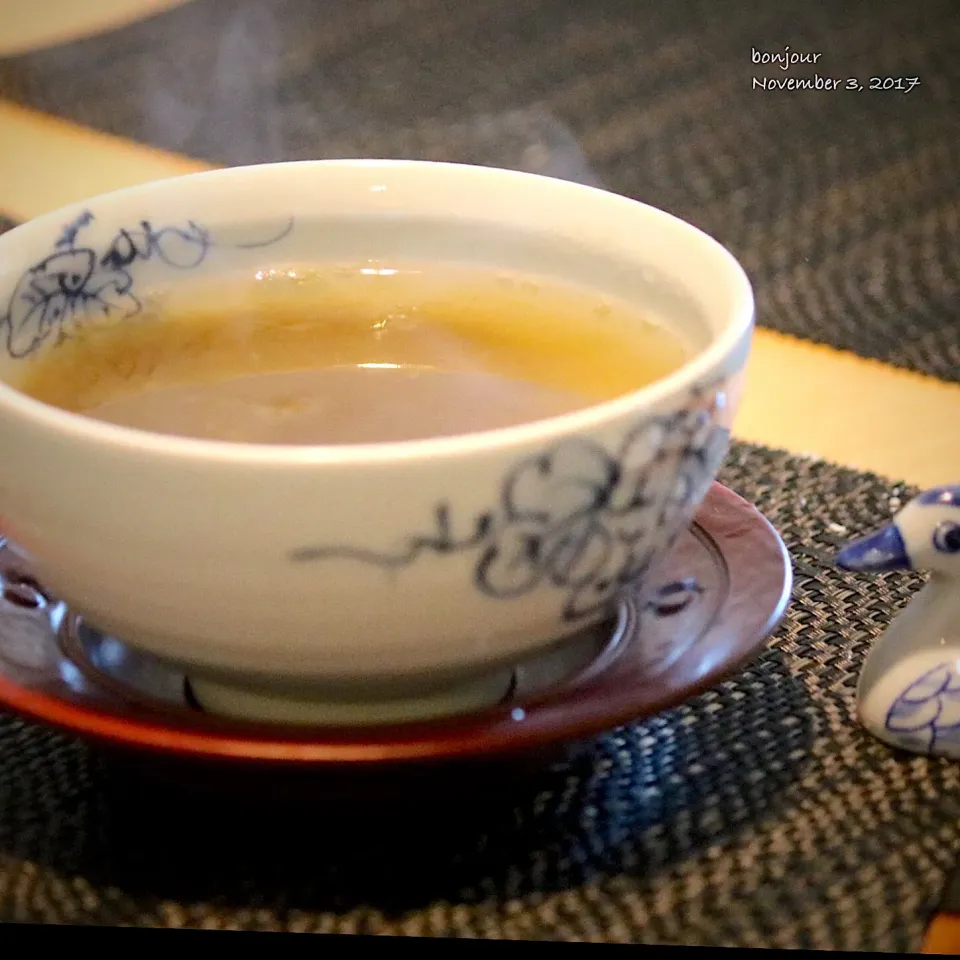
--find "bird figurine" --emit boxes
[835,484,960,758]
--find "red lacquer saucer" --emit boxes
[0,483,791,782]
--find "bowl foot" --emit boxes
[185,668,520,726]
[59,598,630,726]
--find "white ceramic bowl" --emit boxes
[0,160,753,723]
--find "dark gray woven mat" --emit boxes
[1,442,958,950]
[1,0,959,380]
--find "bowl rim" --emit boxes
[0,159,754,467]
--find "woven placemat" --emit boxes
[0,442,957,950]
[1,0,959,380]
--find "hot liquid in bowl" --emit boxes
[14,261,693,445]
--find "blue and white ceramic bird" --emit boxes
[835,484,960,758]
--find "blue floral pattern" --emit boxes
[1,210,294,359]
[291,379,729,621]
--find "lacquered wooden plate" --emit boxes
[0,483,791,773]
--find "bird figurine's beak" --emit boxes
[835,523,913,572]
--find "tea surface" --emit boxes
[15,261,692,444]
